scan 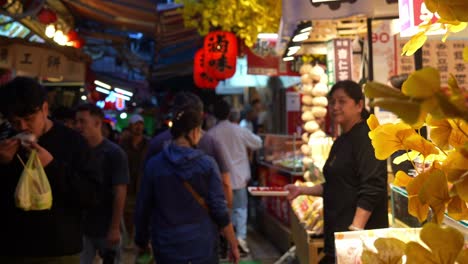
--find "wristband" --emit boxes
[348,225,364,231]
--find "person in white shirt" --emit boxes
[239,104,256,132]
[207,99,262,255]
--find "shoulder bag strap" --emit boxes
[182,181,210,213]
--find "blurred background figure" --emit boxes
[229,108,240,124]
[102,120,118,143]
[120,114,149,248]
[52,106,76,129]
[75,103,129,264]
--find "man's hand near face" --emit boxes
[0,138,20,164]
[28,142,54,167]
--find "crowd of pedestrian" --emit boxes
[0,76,264,264]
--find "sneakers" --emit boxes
[237,238,250,254]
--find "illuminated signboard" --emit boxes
[0,15,44,43]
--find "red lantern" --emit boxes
[193,49,219,89]
[37,8,57,25]
[67,30,79,42]
[73,37,86,49]
[0,0,7,7]
[203,31,237,80]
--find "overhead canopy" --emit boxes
[61,0,157,35]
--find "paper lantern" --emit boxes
[73,37,85,49]
[67,30,79,42]
[193,49,219,89]
[37,8,57,25]
[203,31,237,80]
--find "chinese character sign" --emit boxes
[203,31,237,79]
[40,51,64,78]
[397,39,468,89]
[193,49,218,89]
[328,39,353,82]
[0,46,13,69]
[14,45,42,76]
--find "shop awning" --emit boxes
[216,57,301,94]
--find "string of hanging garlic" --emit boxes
[299,64,329,179]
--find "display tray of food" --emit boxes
[272,157,303,170]
[248,186,289,196]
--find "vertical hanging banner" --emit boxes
[327,39,353,83]
[203,31,237,80]
[14,45,43,76]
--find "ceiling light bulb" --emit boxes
[292,32,310,42]
[45,25,55,38]
[54,30,67,46]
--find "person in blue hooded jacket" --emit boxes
[134,107,240,264]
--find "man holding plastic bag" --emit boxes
[0,77,101,264]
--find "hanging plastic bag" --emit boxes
[15,149,52,211]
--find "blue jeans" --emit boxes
[232,188,248,239]
[80,235,121,264]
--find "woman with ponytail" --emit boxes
[135,106,239,264]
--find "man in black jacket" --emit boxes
[0,77,100,264]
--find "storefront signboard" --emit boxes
[41,51,65,79]
[14,45,42,77]
[327,39,353,84]
[397,39,467,89]
[1,44,85,81]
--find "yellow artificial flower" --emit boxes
[402,67,440,99]
[367,114,380,132]
[392,150,420,166]
[393,171,414,187]
[406,168,431,222]
[424,0,468,22]
[401,31,427,56]
[447,119,468,148]
[400,130,439,159]
[369,123,413,160]
[447,195,468,221]
[426,115,452,149]
[405,223,465,264]
[417,164,450,224]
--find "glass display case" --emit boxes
[257,133,304,175]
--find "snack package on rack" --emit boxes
[290,181,324,235]
[15,150,53,211]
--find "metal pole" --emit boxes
[366,18,374,81]
[414,48,423,70]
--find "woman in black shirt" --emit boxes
[285,80,388,263]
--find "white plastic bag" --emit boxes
[15,150,52,210]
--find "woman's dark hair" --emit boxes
[329,80,370,119]
[0,77,47,118]
[170,107,203,139]
[389,74,409,90]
